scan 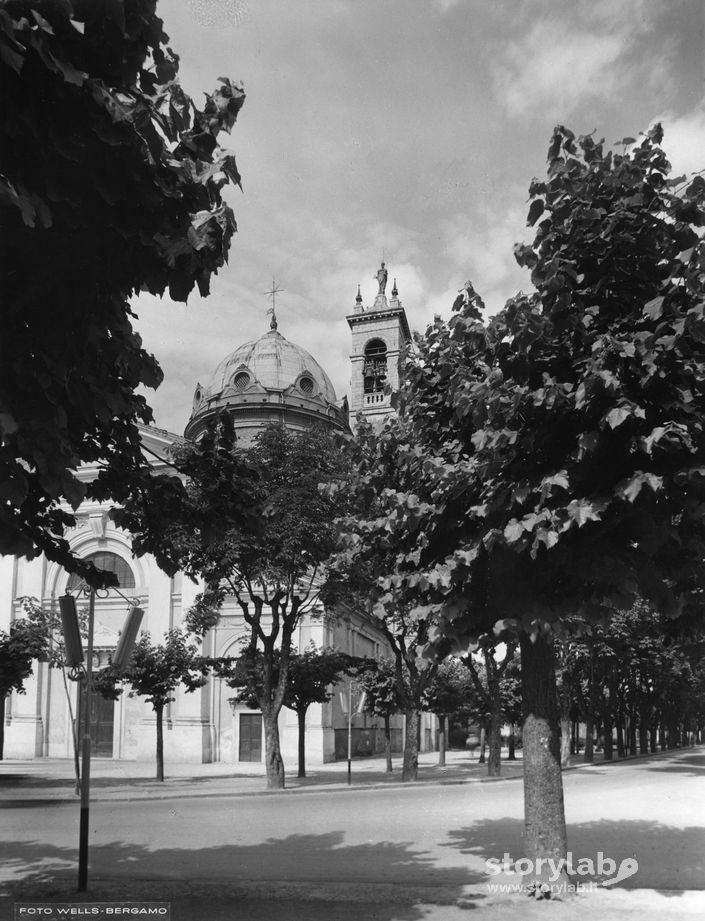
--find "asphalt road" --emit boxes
[3,749,704,898]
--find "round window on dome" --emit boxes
[233,371,251,391]
[299,376,315,394]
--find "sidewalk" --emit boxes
[0,748,523,802]
[0,744,690,804]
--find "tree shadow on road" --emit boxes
[444,817,705,893]
[0,831,487,920]
[642,752,705,776]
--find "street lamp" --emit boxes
[59,585,143,892]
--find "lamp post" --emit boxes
[59,586,143,892]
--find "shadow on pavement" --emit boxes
[444,817,705,891]
[642,753,705,776]
[1,832,488,920]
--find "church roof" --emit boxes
[205,328,337,403]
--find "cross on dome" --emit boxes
[264,277,284,330]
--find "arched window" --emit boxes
[363,339,387,394]
[66,552,136,592]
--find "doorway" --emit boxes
[78,683,115,758]
[238,713,262,762]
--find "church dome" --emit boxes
[185,321,348,443]
[207,328,337,403]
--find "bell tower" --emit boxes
[347,263,412,429]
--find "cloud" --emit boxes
[657,107,705,178]
[440,198,532,316]
[492,1,664,120]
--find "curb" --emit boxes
[0,765,526,805]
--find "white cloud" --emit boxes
[656,107,705,178]
[492,1,664,120]
[496,26,624,119]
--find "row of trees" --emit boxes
[555,604,705,765]
[5,588,703,786]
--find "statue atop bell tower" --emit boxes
[347,264,411,431]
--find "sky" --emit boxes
[132,0,705,435]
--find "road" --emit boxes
[2,749,704,899]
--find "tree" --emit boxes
[462,641,517,776]
[0,0,245,584]
[0,607,50,758]
[11,596,87,787]
[226,643,354,778]
[327,419,445,782]
[340,125,705,895]
[284,646,353,778]
[355,658,402,773]
[158,420,349,790]
[423,658,472,767]
[106,629,209,781]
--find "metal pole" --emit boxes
[78,589,95,892]
[347,681,352,786]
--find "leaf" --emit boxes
[644,296,664,320]
[526,198,545,227]
[618,472,663,503]
[503,520,524,544]
[605,405,632,429]
[541,471,569,493]
[567,499,602,527]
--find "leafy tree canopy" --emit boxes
[0,0,245,585]
[364,125,705,648]
[102,628,209,707]
[178,420,350,639]
[0,605,51,698]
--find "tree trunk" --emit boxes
[507,724,516,761]
[297,708,307,778]
[437,714,446,766]
[557,671,572,770]
[402,708,419,781]
[639,711,649,755]
[478,726,486,764]
[616,718,625,757]
[0,693,7,761]
[520,633,569,897]
[487,696,502,777]
[262,706,286,790]
[583,713,594,763]
[629,719,637,757]
[559,712,571,769]
[603,714,613,760]
[384,714,392,773]
[0,693,5,760]
[155,704,164,782]
[649,724,658,753]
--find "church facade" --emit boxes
[0,266,434,767]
